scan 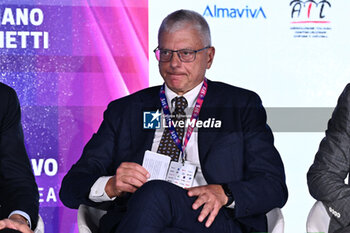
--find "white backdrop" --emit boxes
[149,0,350,232]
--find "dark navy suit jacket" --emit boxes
[0,83,39,230]
[60,80,288,231]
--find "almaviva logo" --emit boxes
[203,5,266,19]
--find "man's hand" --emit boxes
[187,184,228,228]
[105,162,150,198]
[0,214,33,233]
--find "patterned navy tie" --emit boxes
[157,96,188,161]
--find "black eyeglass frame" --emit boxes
[153,46,211,63]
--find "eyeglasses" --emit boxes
[153,46,211,63]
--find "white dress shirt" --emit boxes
[9,210,31,228]
[150,81,207,187]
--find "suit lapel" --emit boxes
[198,80,219,165]
[131,87,162,162]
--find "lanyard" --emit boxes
[159,78,208,163]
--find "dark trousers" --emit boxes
[100,180,243,233]
[0,229,22,233]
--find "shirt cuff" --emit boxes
[9,210,31,229]
[89,176,116,202]
[226,201,236,209]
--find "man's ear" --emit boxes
[206,46,215,69]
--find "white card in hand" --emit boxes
[142,150,171,181]
[166,161,196,188]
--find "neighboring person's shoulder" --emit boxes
[0,83,19,113]
[0,82,17,101]
[343,83,350,92]
[335,83,350,112]
[338,83,350,102]
[0,83,21,131]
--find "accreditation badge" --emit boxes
[166,161,196,188]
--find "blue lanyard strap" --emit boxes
[159,78,208,162]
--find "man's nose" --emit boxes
[169,52,182,68]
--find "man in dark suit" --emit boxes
[308,84,350,233]
[0,83,39,233]
[60,9,288,233]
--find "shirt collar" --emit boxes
[164,81,204,111]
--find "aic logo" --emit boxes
[290,0,331,20]
[289,0,332,38]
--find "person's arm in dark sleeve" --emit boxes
[0,86,39,230]
[308,84,350,228]
[229,92,288,218]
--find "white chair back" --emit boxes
[267,208,284,233]
[34,215,45,233]
[78,204,284,233]
[78,204,107,233]
[306,201,330,233]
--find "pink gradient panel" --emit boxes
[1,1,148,232]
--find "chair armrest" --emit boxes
[34,215,44,233]
[306,201,330,233]
[78,204,107,233]
[267,208,284,233]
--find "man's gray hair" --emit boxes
[158,9,211,46]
